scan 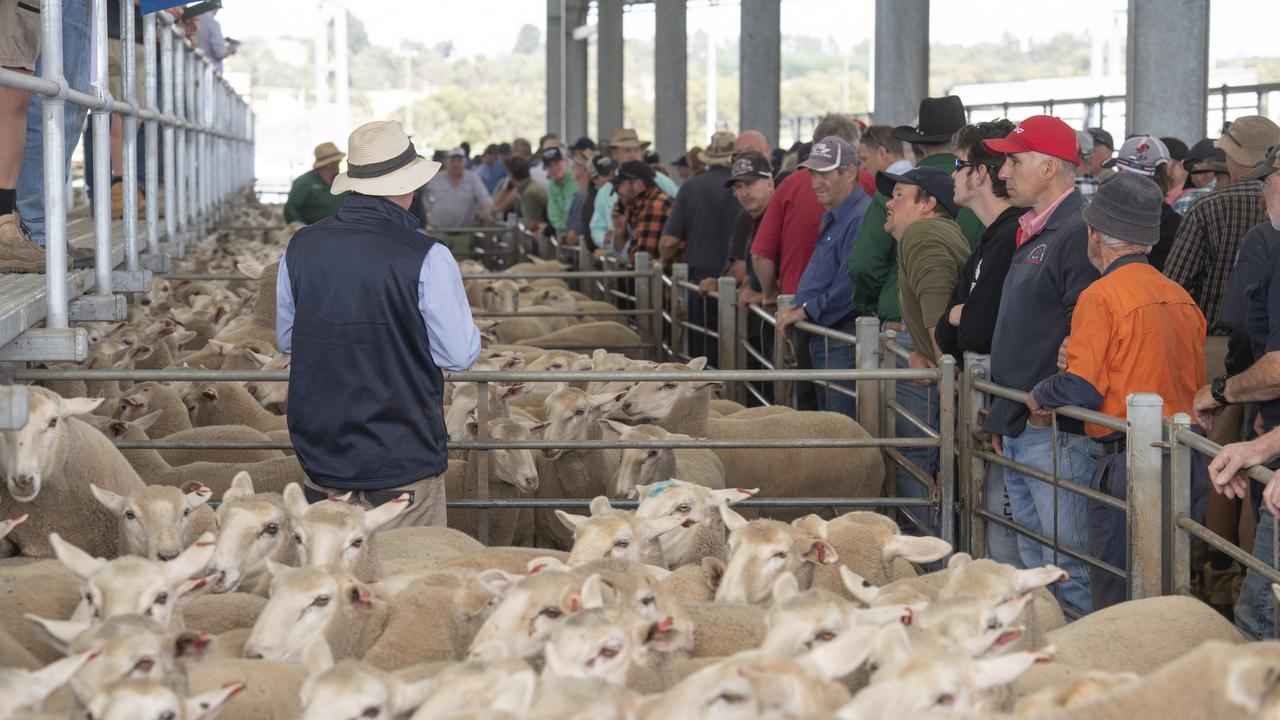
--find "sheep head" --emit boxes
[468,570,597,661]
[0,650,99,716]
[299,660,433,720]
[558,497,683,567]
[84,678,245,720]
[616,358,721,422]
[207,473,292,594]
[91,482,212,561]
[714,506,838,605]
[411,658,537,719]
[0,387,102,501]
[543,606,654,686]
[282,482,406,577]
[541,388,624,459]
[244,563,375,671]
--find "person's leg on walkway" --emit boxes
[686,288,718,367]
[890,331,940,534]
[1001,427,1050,573]
[1087,454,1127,610]
[1235,509,1277,640]
[1019,429,1096,614]
[983,464,1022,566]
[792,326,817,410]
[808,334,855,419]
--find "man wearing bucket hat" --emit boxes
[284,142,349,225]
[1028,171,1207,610]
[276,120,481,528]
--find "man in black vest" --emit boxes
[277,120,481,527]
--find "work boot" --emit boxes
[0,213,49,273]
[1203,553,1241,621]
[110,180,147,220]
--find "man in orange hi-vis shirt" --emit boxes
[1027,171,1209,610]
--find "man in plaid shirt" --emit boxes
[611,160,673,268]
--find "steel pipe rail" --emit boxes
[14,368,941,383]
[114,437,941,451]
[447,497,935,510]
[972,378,1127,433]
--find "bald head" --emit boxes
[735,131,770,156]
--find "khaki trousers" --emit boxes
[303,474,447,528]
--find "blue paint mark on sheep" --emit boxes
[648,480,676,498]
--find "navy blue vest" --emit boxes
[284,194,448,490]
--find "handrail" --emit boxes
[13,368,941,383]
[972,377,1128,433]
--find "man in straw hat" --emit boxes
[276,120,481,528]
[285,141,349,225]
[590,128,680,253]
[1027,171,1207,610]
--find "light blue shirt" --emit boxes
[276,242,481,371]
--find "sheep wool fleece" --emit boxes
[284,193,448,491]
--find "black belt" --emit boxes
[303,484,418,507]
[1099,438,1126,455]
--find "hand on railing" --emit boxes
[907,351,939,388]
[697,277,718,295]
[737,286,764,309]
[775,305,805,330]
[1024,392,1054,427]
[1207,430,1280,507]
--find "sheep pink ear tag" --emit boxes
[570,596,581,613]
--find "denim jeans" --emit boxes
[1236,510,1278,640]
[892,331,940,534]
[984,464,1022,567]
[687,288,718,367]
[808,333,856,420]
[16,0,92,246]
[1001,423,1099,615]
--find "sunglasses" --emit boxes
[955,158,1000,174]
[1222,121,1242,148]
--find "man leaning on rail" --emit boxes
[1026,171,1209,611]
[1196,144,1280,639]
[276,120,481,528]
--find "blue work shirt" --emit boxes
[793,187,871,327]
[277,240,481,371]
[479,161,508,195]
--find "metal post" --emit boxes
[938,354,957,548]
[734,289,749,399]
[160,21,177,256]
[90,0,113,296]
[962,352,992,557]
[173,29,186,255]
[671,263,688,359]
[855,316,882,437]
[1126,392,1164,600]
[39,0,69,328]
[142,12,159,260]
[717,276,737,392]
[120,0,139,271]
[1168,412,1193,596]
[475,381,490,545]
[774,294,794,406]
[634,252,653,346]
[649,261,664,362]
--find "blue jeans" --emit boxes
[892,331,940,534]
[687,288,718,367]
[16,0,92,246]
[984,464,1022,566]
[1001,423,1099,615]
[808,333,855,420]
[1236,511,1279,640]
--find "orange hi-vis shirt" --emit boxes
[1032,255,1206,439]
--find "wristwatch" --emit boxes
[1211,374,1230,407]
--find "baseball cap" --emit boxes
[1102,136,1171,177]
[725,152,774,187]
[982,115,1082,165]
[1088,128,1115,152]
[875,166,959,218]
[799,135,857,172]
[611,160,654,186]
[589,155,616,179]
[1183,138,1226,173]
[541,146,566,165]
[1241,144,1280,183]
[1215,116,1280,168]
[644,149,661,165]
[672,155,689,168]
[1161,137,1189,163]
[570,136,597,153]
[446,147,466,158]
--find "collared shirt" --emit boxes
[1074,174,1100,205]
[885,159,913,175]
[1017,187,1075,248]
[479,160,508,194]
[751,169,825,295]
[662,165,739,281]
[424,170,492,229]
[897,216,970,357]
[1164,180,1267,334]
[624,184,673,265]
[1033,255,1206,439]
[195,14,227,71]
[589,173,680,250]
[794,187,871,327]
[1172,178,1216,215]
[284,169,346,225]
[546,174,581,235]
[276,232,481,372]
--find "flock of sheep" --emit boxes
[0,199,1274,719]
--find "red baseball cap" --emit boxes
[982,115,1082,165]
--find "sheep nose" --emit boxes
[157,551,179,562]
[140,297,152,306]
[622,400,632,411]
[11,475,34,495]
[244,650,264,660]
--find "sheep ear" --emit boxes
[389,676,436,717]
[994,593,1033,628]
[185,681,246,720]
[718,504,748,533]
[840,566,881,606]
[171,630,215,662]
[641,514,685,543]
[166,533,217,587]
[973,649,1053,690]
[639,563,672,583]
[476,569,522,598]
[597,418,633,435]
[237,261,265,280]
[364,494,412,532]
[947,552,973,570]
[182,483,213,509]
[200,386,219,400]
[27,651,97,705]
[25,614,89,654]
[580,573,610,610]
[798,623,880,682]
[836,676,901,719]
[265,559,290,578]
[527,556,570,575]
[555,509,588,531]
[711,487,757,506]
[282,483,310,519]
[588,392,622,411]
[796,536,839,565]
[1226,656,1279,713]
[702,557,726,591]
[588,496,613,516]
[248,351,274,368]
[490,669,537,715]
[208,340,233,355]
[771,573,800,604]
[89,483,128,516]
[224,471,255,501]
[1013,565,1069,593]
[883,535,951,564]
[791,514,829,539]
[50,533,106,579]
[56,396,102,417]
[131,410,163,432]
[687,357,708,371]
[0,513,26,541]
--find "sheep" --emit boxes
[517,321,643,354]
[793,512,952,596]
[467,568,603,661]
[186,382,287,433]
[0,650,98,717]
[633,480,756,569]
[205,473,297,595]
[480,278,522,313]
[359,572,505,669]
[557,496,684,567]
[616,359,883,514]
[440,546,569,576]
[281,482,409,582]
[50,531,216,628]
[90,482,217,561]
[762,574,912,662]
[526,675,640,720]
[605,422,726,498]
[445,417,541,547]
[542,604,657,686]
[116,383,284,465]
[0,388,144,558]
[713,505,840,605]
[244,353,290,414]
[0,559,84,665]
[299,660,432,720]
[533,388,625,549]
[412,658,538,719]
[83,678,245,720]
[242,563,379,672]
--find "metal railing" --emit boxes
[0,2,253,361]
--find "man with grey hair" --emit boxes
[980,114,1100,615]
[1028,171,1207,609]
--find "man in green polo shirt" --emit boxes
[285,142,348,225]
[542,145,579,237]
[849,96,985,329]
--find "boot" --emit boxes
[110,180,147,220]
[0,213,49,273]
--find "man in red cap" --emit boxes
[979,115,1101,615]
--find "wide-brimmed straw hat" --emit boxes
[312,142,345,169]
[331,121,439,196]
[607,128,651,150]
[698,131,737,167]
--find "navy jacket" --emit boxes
[284,194,449,490]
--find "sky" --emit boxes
[218,0,1280,63]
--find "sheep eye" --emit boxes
[182,507,192,518]
[614,539,630,548]
[714,691,746,705]
[987,618,999,630]
[159,712,176,720]
[641,595,655,606]
[551,363,563,370]
[361,708,380,719]
[816,630,836,643]
[47,418,58,429]
[262,523,280,536]
[936,693,956,707]
[540,607,563,620]
[154,593,169,606]
[771,551,787,560]
[124,509,137,520]
[293,533,304,545]
[132,656,155,673]
[312,595,331,608]
[598,645,619,659]
[661,383,677,390]
[351,538,364,549]
[573,408,585,416]
[676,503,692,513]
[122,337,135,346]
[646,450,658,459]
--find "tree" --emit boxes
[513,24,541,55]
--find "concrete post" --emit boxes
[1126,392,1165,600]
[873,0,929,126]
[597,0,624,144]
[546,0,565,140]
[1125,0,1209,140]
[655,0,687,165]
[566,29,588,142]
[739,0,780,148]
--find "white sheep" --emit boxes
[713,505,840,605]
[90,482,216,561]
[186,382,286,433]
[83,677,245,720]
[281,482,409,582]
[605,422,726,499]
[633,480,756,569]
[299,660,432,720]
[445,417,541,547]
[517,321,643,353]
[205,473,297,595]
[0,650,98,717]
[467,568,604,661]
[242,562,376,672]
[556,496,684,567]
[411,658,538,719]
[533,388,625,549]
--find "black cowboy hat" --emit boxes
[892,96,968,145]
